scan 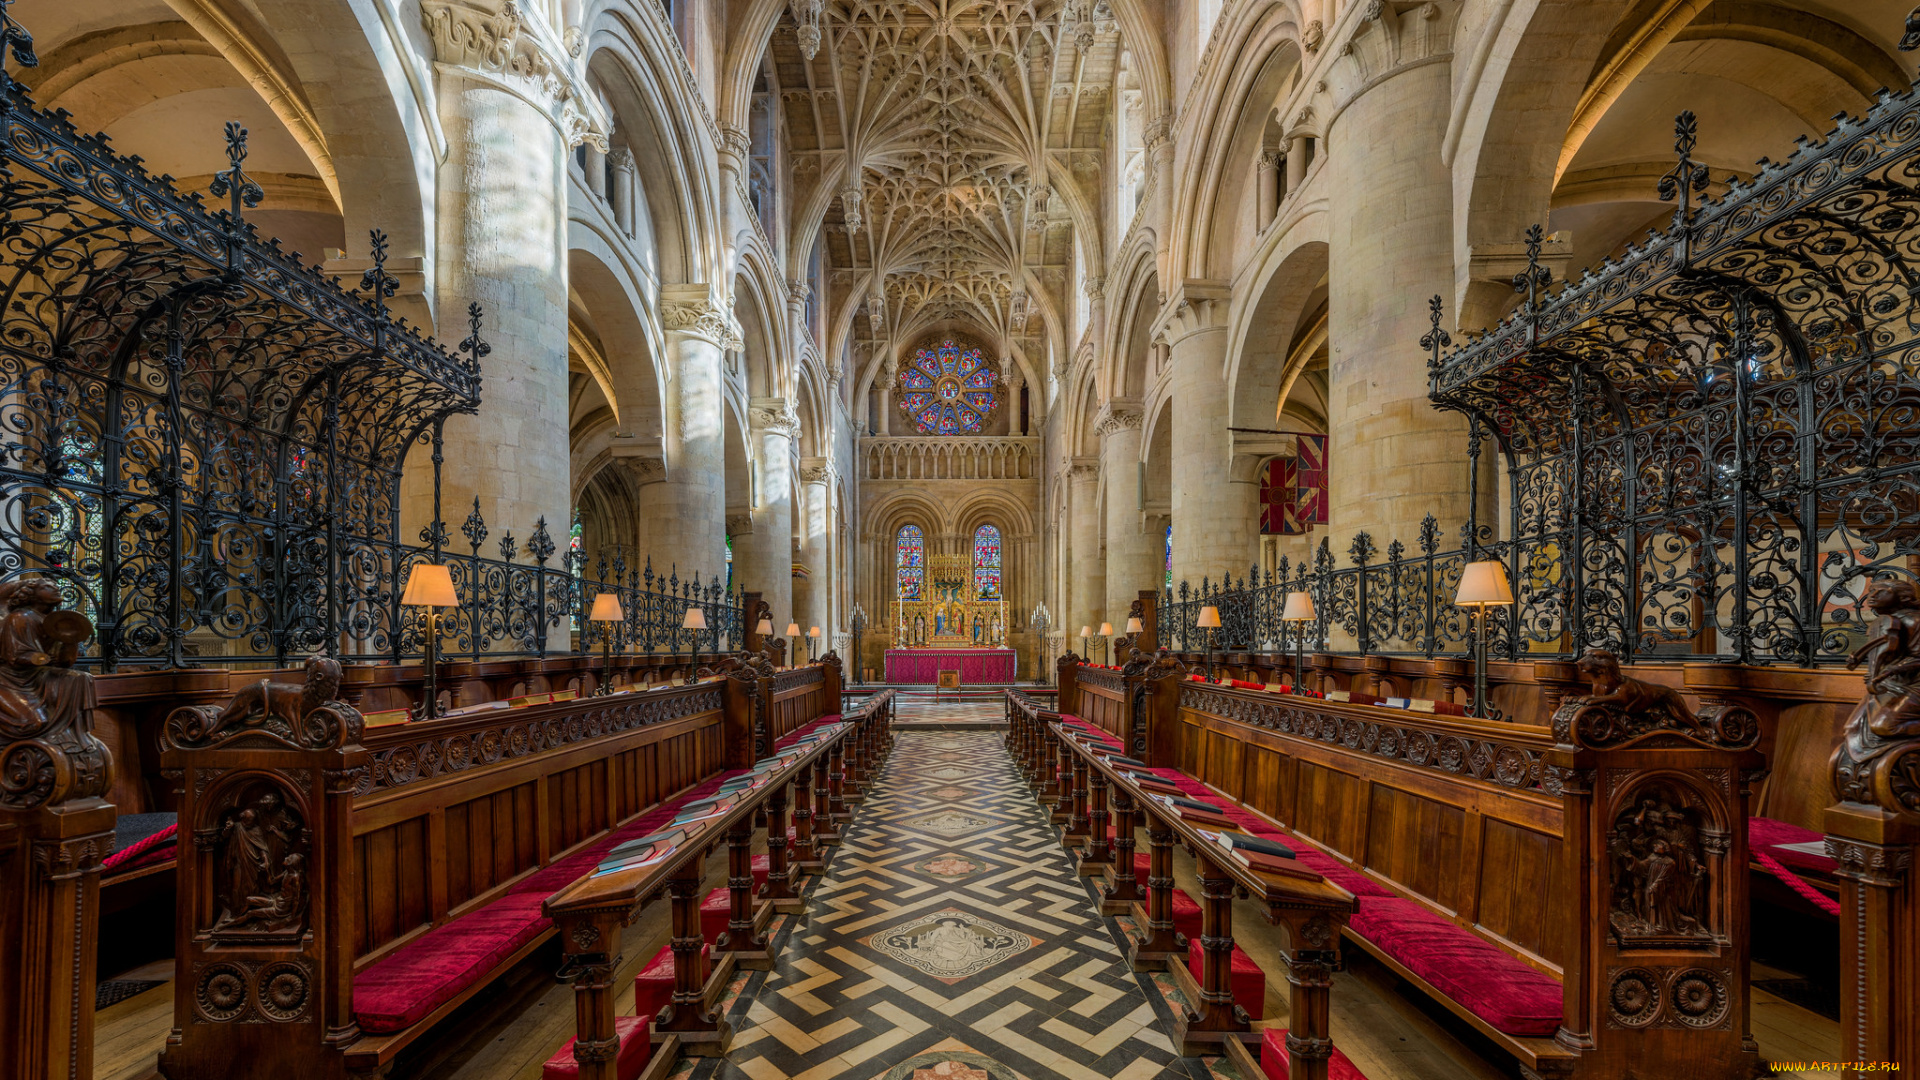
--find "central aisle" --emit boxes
[720,730,1183,1080]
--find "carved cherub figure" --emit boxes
[0,578,94,737]
[1845,579,1920,740]
[1574,648,1702,733]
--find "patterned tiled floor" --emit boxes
[889,698,1005,725]
[708,729,1188,1080]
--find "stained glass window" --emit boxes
[972,525,1002,600]
[725,534,733,594]
[897,337,997,434]
[1164,524,1173,592]
[896,525,924,600]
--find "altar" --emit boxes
[884,648,1017,684]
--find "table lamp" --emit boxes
[1196,605,1222,680]
[786,622,801,667]
[1098,622,1114,665]
[808,625,821,661]
[1456,560,1514,718]
[401,562,458,720]
[1079,625,1091,658]
[1281,591,1315,690]
[682,605,708,684]
[588,591,624,695]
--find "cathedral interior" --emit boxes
[2,1,1919,1078]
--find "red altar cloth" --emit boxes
[884,648,1017,684]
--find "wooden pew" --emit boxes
[540,694,893,1079]
[1135,674,1769,1080]
[150,652,846,1080]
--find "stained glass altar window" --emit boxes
[972,524,1002,600]
[898,337,997,434]
[896,524,924,600]
[1164,524,1173,592]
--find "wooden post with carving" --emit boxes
[1543,648,1767,1079]
[0,584,113,1080]
[156,657,369,1080]
[1825,580,1920,1079]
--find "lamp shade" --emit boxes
[808,626,822,638]
[1079,625,1092,638]
[588,592,624,622]
[786,622,801,638]
[1196,606,1222,629]
[1281,591,1316,622]
[681,606,708,630]
[1126,617,1143,634]
[1456,560,1516,606]
[756,618,773,635]
[401,562,458,608]
[1098,622,1114,637]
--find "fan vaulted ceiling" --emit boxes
[769,0,1124,387]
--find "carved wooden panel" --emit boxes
[1293,760,1367,860]
[1242,745,1288,826]
[548,759,612,855]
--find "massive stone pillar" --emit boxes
[1163,290,1255,584]
[1099,403,1155,625]
[799,460,832,644]
[1325,6,1467,545]
[640,287,735,589]
[737,398,797,636]
[1067,459,1105,646]
[417,1,608,538]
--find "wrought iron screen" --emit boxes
[0,33,739,669]
[1165,94,1920,667]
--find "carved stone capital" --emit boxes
[608,146,635,174]
[725,511,755,536]
[749,397,801,438]
[659,288,743,350]
[1066,457,1100,480]
[799,457,833,485]
[1095,402,1143,438]
[419,1,610,150]
[719,124,751,160]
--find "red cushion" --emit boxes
[542,1015,651,1080]
[1345,898,1561,1036]
[1188,674,1209,682]
[1230,679,1265,691]
[633,943,710,1024]
[1170,888,1203,940]
[1187,938,1265,1019]
[1260,1026,1366,1080]
[353,891,551,1032]
[700,861,769,942]
[1750,815,1836,875]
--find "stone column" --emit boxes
[877,359,895,435]
[1067,458,1104,645]
[738,398,798,636]
[609,147,635,236]
[1326,5,1467,543]
[416,1,608,538]
[642,287,736,587]
[1286,135,1308,193]
[1161,290,1254,583]
[1098,403,1154,626]
[1257,151,1281,229]
[583,141,607,199]
[799,460,832,644]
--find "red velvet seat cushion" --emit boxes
[353,891,552,1032]
[1345,897,1561,1037]
[541,1015,651,1080]
[1170,887,1203,940]
[633,943,710,1024]
[700,858,769,941]
[1230,679,1265,691]
[1750,815,1836,876]
[1187,938,1265,1019]
[1260,1026,1366,1080]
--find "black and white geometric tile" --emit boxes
[708,729,1189,1080]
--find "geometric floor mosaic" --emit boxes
[705,728,1191,1080]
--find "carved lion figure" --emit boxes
[213,656,343,729]
[1574,648,1701,731]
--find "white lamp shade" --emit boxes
[786,622,801,638]
[1281,591,1316,622]
[756,618,774,635]
[808,626,822,638]
[1456,560,1516,606]
[1079,625,1092,638]
[1126,617,1143,634]
[681,606,708,630]
[1196,606,1222,629]
[588,592,624,622]
[1098,622,1114,637]
[401,563,458,608]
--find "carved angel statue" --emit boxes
[1845,578,1920,741]
[0,577,94,737]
